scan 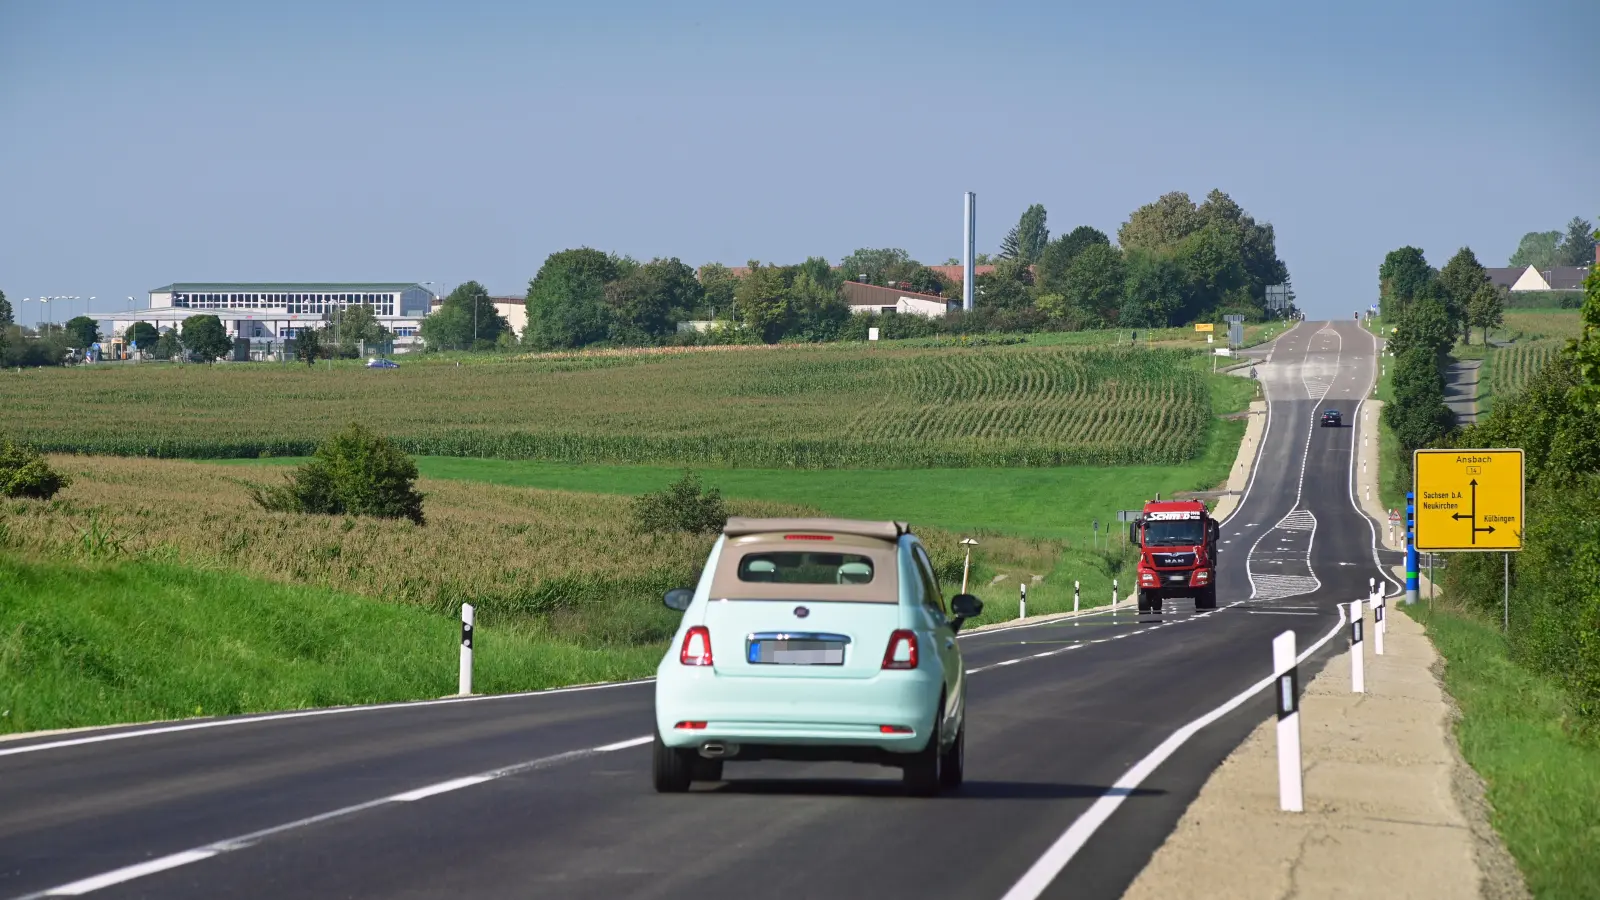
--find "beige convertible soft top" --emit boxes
[710,520,907,602]
[722,517,910,541]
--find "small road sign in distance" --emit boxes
[1413,449,1524,551]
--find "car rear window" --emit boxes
[738,552,875,585]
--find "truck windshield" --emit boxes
[1145,520,1204,547]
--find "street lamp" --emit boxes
[960,538,979,595]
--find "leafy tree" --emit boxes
[125,321,159,353]
[999,204,1049,264]
[1556,216,1597,267]
[249,423,425,525]
[838,248,916,285]
[330,303,392,354]
[631,470,726,535]
[63,315,100,348]
[1508,231,1561,269]
[1036,226,1110,293]
[605,257,701,338]
[1377,246,1433,319]
[180,314,232,363]
[431,281,506,348]
[1387,288,1454,360]
[0,290,11,328]
[1574,256,1600,414]
[1120,249,1185,327]
[419,304,471,351]
[733,262,792,342]
[1063,243,1127,324]
[1118,192,1203,252]
[976,259,1035,311]
[526,248,620,350]
[785,269,849,340]
[295,326,323,366]
[1467,283,1505,345]
[1197,189,1289,306]
[0,439,70,499]
[1172,224,1245,320]
[697,264,739,319]
[1384,345,1454,452]
[153,330,183,361]
[1437,247,1489,344]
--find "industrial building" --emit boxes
[97,283,435,357]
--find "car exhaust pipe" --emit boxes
[700,742,728,758]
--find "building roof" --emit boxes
[1541,266,1591,291]
[924,264,998,282]
[1484,267,1525,290]
[150,282,429,294]
[840,281,951,307]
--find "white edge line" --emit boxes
[0,678,657,759]
[1348,323,1404,598]
[41,850,220,896]
[997,603,1349,900]
[19,735,654,900]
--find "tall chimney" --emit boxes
[963,192,976,312]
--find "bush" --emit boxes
[631,471,727,535]
[249,423,425,524]
[0,440,70,499]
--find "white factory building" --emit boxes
[98,282,436,355]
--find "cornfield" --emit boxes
[0,345,1211,468]
[1485,340,1565,408]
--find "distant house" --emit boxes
[840,281,954,318]
[1486,264,1591,292]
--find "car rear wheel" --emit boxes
[652,730,694,793]
[938,724,965,789]
[1195,586,1217,610]
[903,697,945,797]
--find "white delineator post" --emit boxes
[1073,580,1080,614]
[1019,583,1027,620]
[459,603,475,696]
[1349,600,1365,694]
[1273,630,1303,812]
[1112,578,1119,609]
[1373,593,1386,656]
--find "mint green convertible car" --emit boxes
[653,518,983,796]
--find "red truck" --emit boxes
[1129,500,1220,612]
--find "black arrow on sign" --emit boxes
[1449,479,1497,544]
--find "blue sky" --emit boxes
[1,0,1595,324]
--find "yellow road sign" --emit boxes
[1194,323,1214,332]
[1413,449,1524,551]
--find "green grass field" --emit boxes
[0,555,661,736]
[1404,603,1600,899]
[0,344,1213,468]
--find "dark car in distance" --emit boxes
[1320,409,1342,427]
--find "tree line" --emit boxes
[491,189,1293,352]
[1383,228,1600,729]
[1508,216,1596,269]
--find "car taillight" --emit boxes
[879,724,913,734]
[680,626,713,666]
[881,630,919,669]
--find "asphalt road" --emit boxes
[0,320,1401,900]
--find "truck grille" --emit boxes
[1153,552,1196,568]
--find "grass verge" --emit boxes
[1403,602,1600,899]
[0,554,661,736]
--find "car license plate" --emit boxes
[748,639,845,665]
[1167,575,1186,582]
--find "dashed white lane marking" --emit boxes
[16,738,651,899]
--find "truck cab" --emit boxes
[1129,500,1219,612]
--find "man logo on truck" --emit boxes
[1129,500,1220,613]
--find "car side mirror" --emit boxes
[663,588,694,612]
[949,593,983,631]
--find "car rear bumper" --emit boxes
[654,666,943,754]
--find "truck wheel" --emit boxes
[1196,587,1217,610]
[652,730,694,793]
